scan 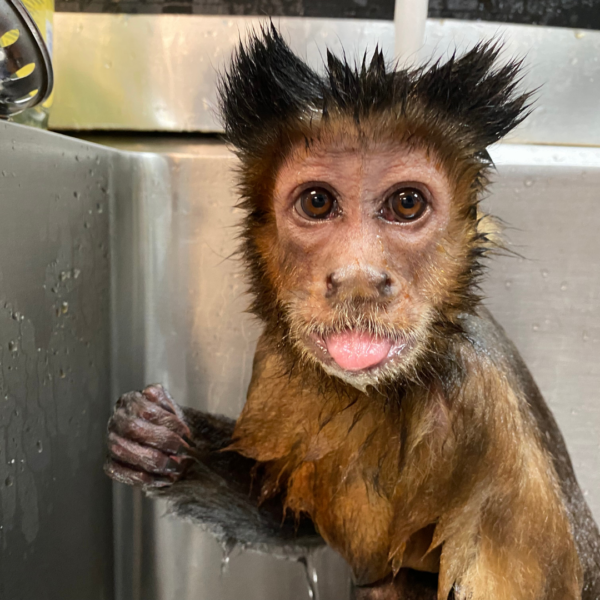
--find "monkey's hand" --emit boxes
[104,384,323,554]
[105,384,194,489]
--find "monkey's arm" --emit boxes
[463,308,600,598]
[104,384,323,555]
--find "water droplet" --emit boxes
[59,271,71,282]
[532,323,539,332]
[11,311,20,321]
[541,269,548,278]
[73,268,81,279]
[583,331,589,341]
[560,282,568,291]
[73,191,80,199]
[221,553,230,574]
[8,341,17,353]
[36,441,43,453]
[220,539,237,575]
[8,458,15,465]
[524,179,533,187]
[59,369,66,379]
[298,555,319,600]
[61,302,69,315]
[575,30,586,39]
[96,203,104,214]
[504,280,512,289]
[4,476,13,487]
[84,221,90,229]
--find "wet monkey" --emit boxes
[105,26,600,600]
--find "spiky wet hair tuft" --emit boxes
[218,23,531,160]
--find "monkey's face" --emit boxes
[268,131,475,388]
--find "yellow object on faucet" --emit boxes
[10,0,54,128]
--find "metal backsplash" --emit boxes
[50,15,600,147]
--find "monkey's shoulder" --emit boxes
[456,307,551,409]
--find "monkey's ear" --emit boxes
[415,41,532,148]
[218,23,322,155]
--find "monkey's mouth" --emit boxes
[311,330,408,373]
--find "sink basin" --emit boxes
[1,121,599,600]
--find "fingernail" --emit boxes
[177,442,191,454]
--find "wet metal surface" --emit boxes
[486,144,600,509]
[0,122,114,599]
[51,15,600,148]
[418,20,600,148]
[50,15,394,132]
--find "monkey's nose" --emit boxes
[326,266,392,299]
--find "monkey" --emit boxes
[104,26,600,600]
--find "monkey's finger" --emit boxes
[115,392,192,441]
[108,412,190,455]
[142,384,180,415]
[104,459,172,489]
[108,432,190,476]
[143,384,192,438]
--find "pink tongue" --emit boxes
[325,331,393,372]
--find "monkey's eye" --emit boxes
[382,188,427,222]
[295,188,336,220]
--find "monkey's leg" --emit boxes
[105,384,323,555]
[353,570,439,600]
